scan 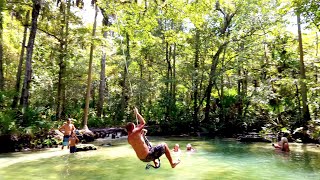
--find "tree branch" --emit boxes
[36,26,62,42]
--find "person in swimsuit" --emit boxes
[59,118,76,150]
[69,132,79,153]
[126,107,180,168]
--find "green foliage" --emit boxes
[0,0,319,147]
[0,109,18,135]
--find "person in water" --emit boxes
[126,107,180,168]
[273,137,290,152]
[172,144,181,161]
[173,144,181,153]
[59,118,76,150]
[69,132,79,153]
[186,143,195,152]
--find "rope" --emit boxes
[143,134,161,169]
[113,5,158,170]
[113,3,137,124]
[145,159,161,169]
[114,3,134,97]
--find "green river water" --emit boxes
[0,137,320,180]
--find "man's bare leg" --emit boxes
[61,145,64,150]
[162,143,180,168]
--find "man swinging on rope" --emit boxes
[126,107,180,168]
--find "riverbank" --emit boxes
[0,135,128,169]
[0,147,67,169]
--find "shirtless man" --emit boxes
[59,118,76,150]
[273,137,290,152]
[126,108,180,168]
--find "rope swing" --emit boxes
[113,3,136,125]
[114,3,160,170]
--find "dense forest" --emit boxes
[0,0,319,151]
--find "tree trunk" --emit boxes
[297,12,310,127]
[20,0,41,111]
[204,45,225,123]
[204,8,234,124]
[242,69,248,97]
[165,42,172,120]
[315,65,318,119]
[315,32,318,119]
[237,43,244,121]
[220,45,227,121]
[56,40,64,120]
[120,32,130,122]
[139,56,143,111]
[56,0,70,120]
[12,11,30,108]
[193,29,200,125]
[0,0,4,90]
[83,4,98,130]
[172,43,176,104]
[146,56,152,121]
[62,0,70,118]
[97,51,106,118]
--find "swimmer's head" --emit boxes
[186,143,192,150]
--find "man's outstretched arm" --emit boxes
[134,107,145,129]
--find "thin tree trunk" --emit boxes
[139,56,143,111]
[146,55,152,121]
[97,51,106,118]
[56,2,65,120]
[120,32,130,122]
[297,12,310,126]
[193,29,200,125]
[56,42,64,120]
[62,0,70,118]
[91,82,96,106]
[220,45,227,121]
[20,0,41,111]
[83,4,98,130]
[242,69,248,97]
[165,42,169,94]
[12,11,30,108]
[295,82,301,119]
[172,43,176,104]
[237,43,244,121]
[56,0,70,120]
[0,0,4,90]
[165,42,171,120]
[315,32,318,119]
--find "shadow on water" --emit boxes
[0,137,320,180]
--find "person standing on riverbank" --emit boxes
[126,107,180,168]
[59,118,76,150]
